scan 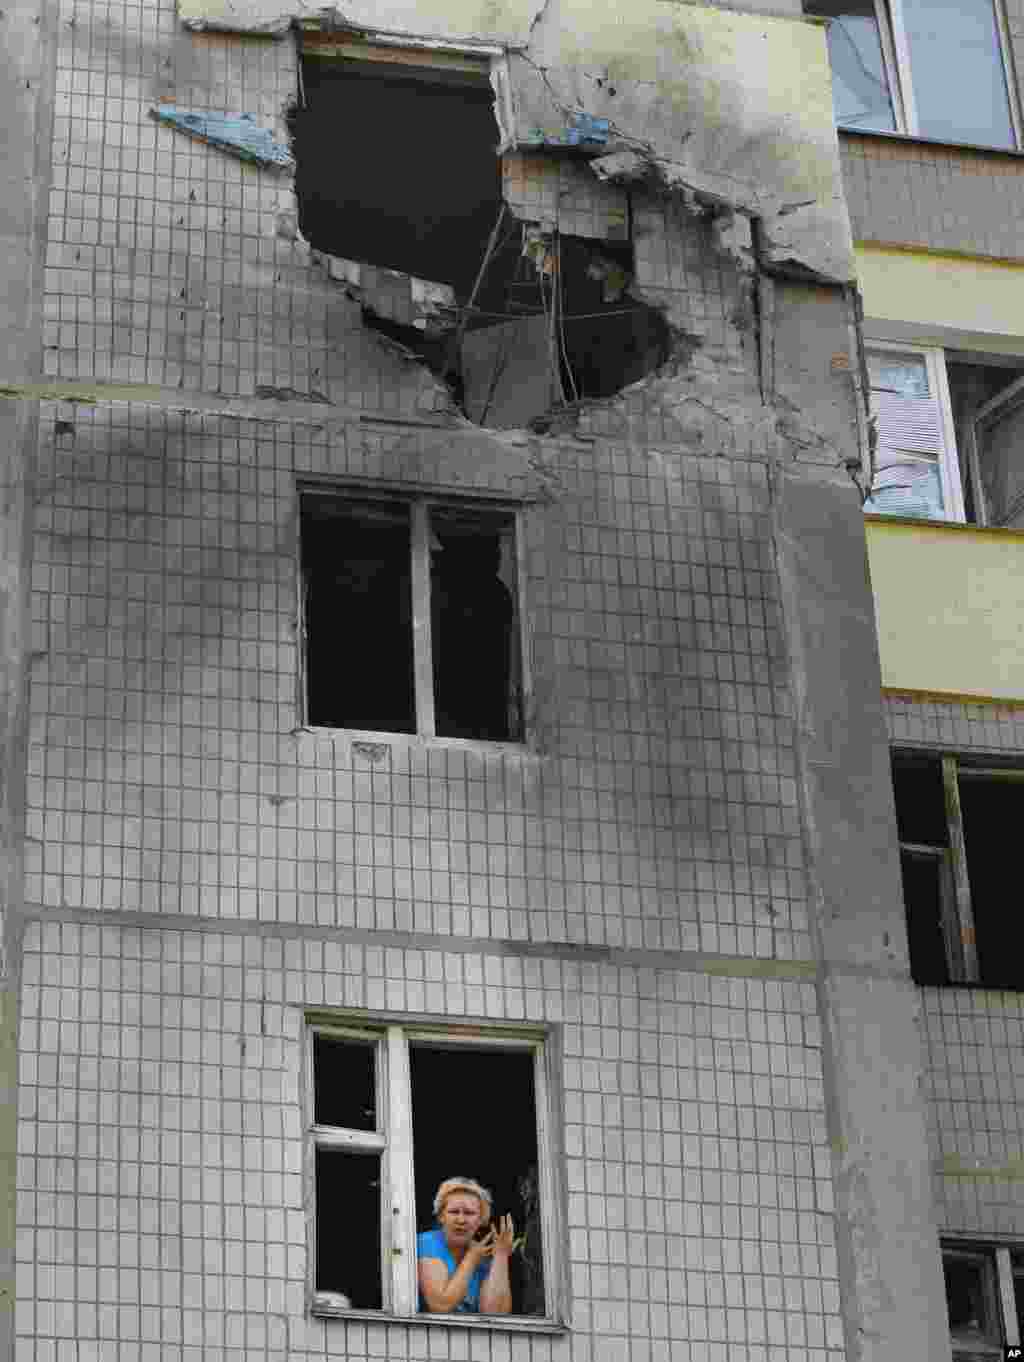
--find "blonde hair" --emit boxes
[433,1176,493,1222]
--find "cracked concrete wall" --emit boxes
[2,0,955,1358]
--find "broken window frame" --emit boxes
[298,484,530,745]
[864,340,964,521]
[305,1014,567,1330]
[809,0,1022,149]
[892,748,1024,986]
[942,1240,1023,1360]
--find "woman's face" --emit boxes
[439,1193,486,1247]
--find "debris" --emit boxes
[149,107,295,170]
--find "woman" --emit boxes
[417,1176,515,1314]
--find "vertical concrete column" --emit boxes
[0,0,52,1354]
[773,458,951,1362]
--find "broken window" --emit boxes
[308,1018,560,1322]
[942,1242,1021,1360]
[863,342,1024,524]
[300,489,523,742]
[806,0,1019,149]
[892,750,1024,988]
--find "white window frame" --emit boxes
[297,483,531,746]
[865,340,965,522]
[305,1014,568,1331]
[943,1239,1023,1358]
[827,0,1023,149]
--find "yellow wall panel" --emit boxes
[866,516,1024,703]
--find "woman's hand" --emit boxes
[464,1227,496,1271]
[491,1214,515,1260]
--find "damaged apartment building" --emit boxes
[4,0,1024,1357]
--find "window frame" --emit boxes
[865,340,965,522]
[943,1239,1023,1357]
[821,0,1023,150]
[304,1011,569,1332]
[297,482,531,746]
[893,748,1024,987]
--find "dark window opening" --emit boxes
[946,358,1024,528]
[314,1033,377,1130]
[289,54,502,296]
[460,230,672,430]
[316,1148,383,1307]
[429,506,519,741]
[959,773,1024,989]
[892,749,1024,990]
[301,495,415,733]
[944,1247,1004,1360]
[301,491,523,742]
[410,1044,545,1317]
[892,751,953,985]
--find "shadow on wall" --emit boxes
[286,52,674,430]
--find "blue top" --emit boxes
[417,1228,489,1313]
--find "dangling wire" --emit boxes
[555,233,579,405]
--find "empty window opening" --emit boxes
[409,1044,545,1317]
[892,749,1024,989]
[301,495,415,734]
[944,1246,1005,1361]
[947,357,1024,528]
[316,1149,384,1306]
[289,46,502,296]
[300,490,523,742]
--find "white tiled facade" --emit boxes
[8,0,982,1355]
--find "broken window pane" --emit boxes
[864,349,949,519]
[301,495,415,733]
[409,1044,545,1316]
[429,506,521,742]
[314,1034,377,1131]
[958,772,1024,989]
[316,1149,383,1307]
[804,0,897,131]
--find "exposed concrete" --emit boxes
[499,0,855,281]
[769,280,863,469]
[772,463,952,1362]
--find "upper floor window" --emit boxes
[806,0,1020,150]
[300,488,525,742]
[892,749,1024,988]
[865,341,1024,524]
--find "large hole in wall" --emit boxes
[287,44,673,428]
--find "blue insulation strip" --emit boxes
[150,106,294,169]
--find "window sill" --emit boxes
[295,725,541,758]
[838,125,1024,160]
[310,1299,569,1334]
